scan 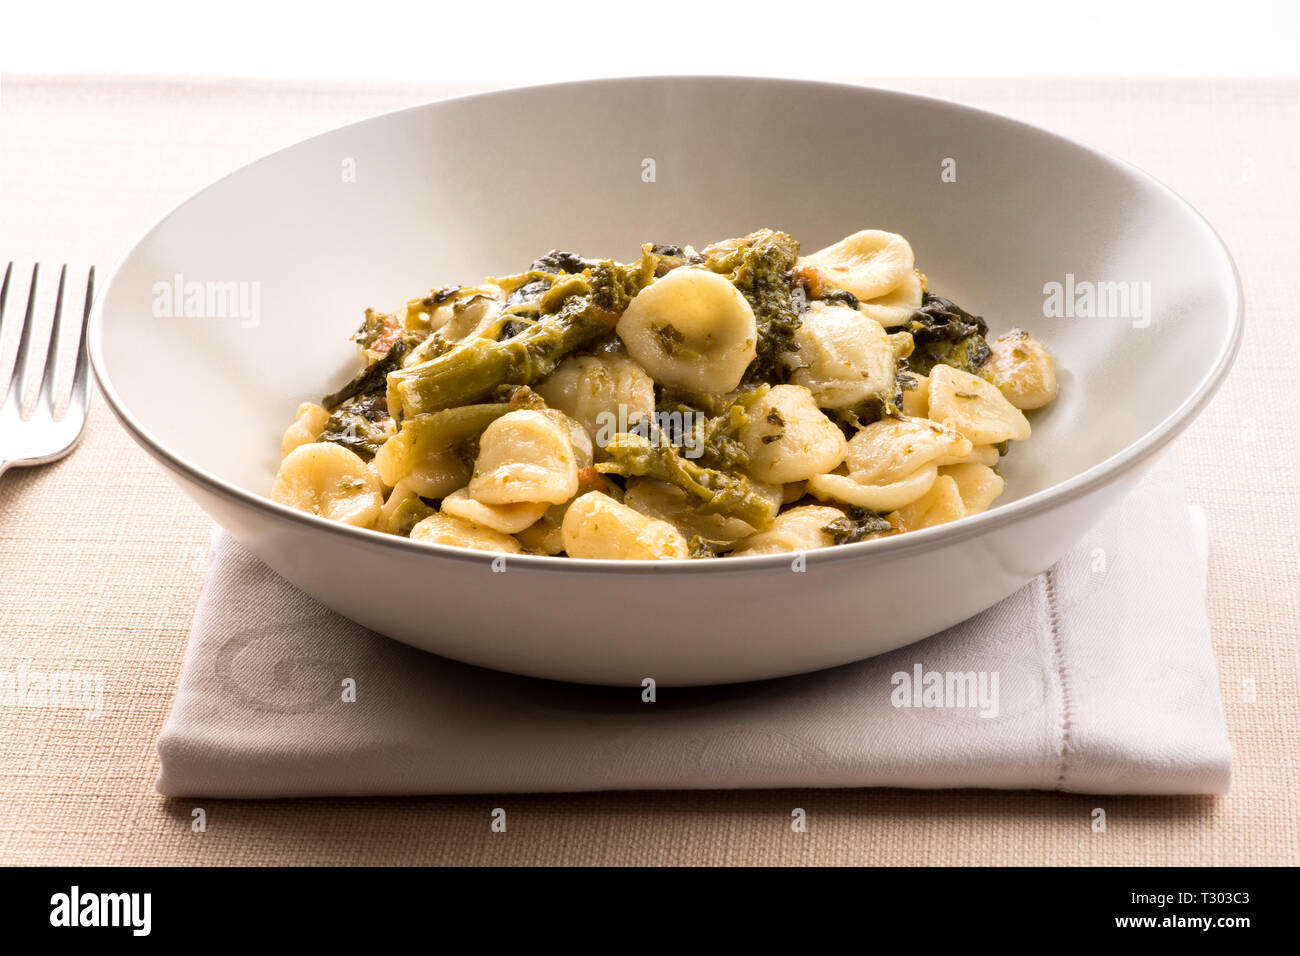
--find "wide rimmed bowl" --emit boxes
[90,76,1241,685]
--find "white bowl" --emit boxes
[90,77,1241,686]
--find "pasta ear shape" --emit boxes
[731,505,846,555]
[986,329,1059,410]
[940,462,1006,515]
[739,385,847,484]
[401,452,471,499]
[440,488,549,535]
[272,442,384,528]
[859,269,924,328]
[897,474,966,530]
[409,512,522,553]
[469,410,580,506]
[280,402,330,458]
[616,267,757,393]
[561,492,689,560]
[784,302,896,410]
[535,353,655,456]
[807,465,938,513]
[845,417,971,484]
[798,230,915,301]
[928,364,1032,445]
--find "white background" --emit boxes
[0,0,1296,81]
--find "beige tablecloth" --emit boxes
[0,75,1295,865]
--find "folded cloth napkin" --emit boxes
[156,451,1231,797]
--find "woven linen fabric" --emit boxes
[154,453,1230,798]
[0,76,1295,865]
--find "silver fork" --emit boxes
[0,263,95,478]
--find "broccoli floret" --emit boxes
[705,229,802,386]
[588,257,656,314]
[656,385,770,472]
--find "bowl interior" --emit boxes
[95,76,1237,513]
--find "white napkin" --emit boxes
[156,451,1231,797]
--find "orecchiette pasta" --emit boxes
[275,227,1059,558]
[561,491,690,560]
[739,384,847,484]
[440,487,550,535]
[807,464,938,513]
[844,416,971,484]
[940,462,1006,515]
[860,269,925,328]
[514,504,568,556]
[616,267,757,393]
[516,470,623,554]
[897,474,966,531]
[534,352,655,454]
[731,505,846,555]
[781,481,807,504]
[403,452,472,499]
[409,512,522,553]
[986,329,1059,410]
[784,302,896,410]
[551,409,595,469]
[271,442,383,528]
[798,229,915,301]
[469,409,579,506]
[280,402,330,457]
[928,364,1032,445]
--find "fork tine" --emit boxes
[0,263,11,394]
[9,263,41,408]
[0,263,12,331]
[68,267,95,414]
[39,265,69,408]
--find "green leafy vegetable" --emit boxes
[320,391,394,461]
[387,273,633,418]
[597,433,778,530]
[378,402,517,478]
[705,229,802,385]
[322,339,409,411]
[385,497,436,536]
[903,293,992,377]
[658,384,770,472]
[821,507,899,545]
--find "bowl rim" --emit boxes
[89,74,1244,576]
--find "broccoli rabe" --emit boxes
[705,229,802,386]
[386,260,647,418]
[903,293,992,377]
[597,433,778,530]
[319,333,415,459]
[384,497,436,536]
[320,391,395,461]
[322,339,410,411]
[821,507,900,545]
[656,384,770,472]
